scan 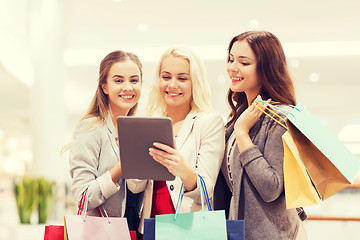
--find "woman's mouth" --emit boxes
[165,91,183,97]
[231,76,244,81]
[120,94,135,101]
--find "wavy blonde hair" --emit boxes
[147,47,212,116]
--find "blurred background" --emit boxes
[0,0,360,239]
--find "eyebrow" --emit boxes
[229,53,253,61]
[112,74,139,78]
[161,71,190,76]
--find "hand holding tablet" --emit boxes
[117,116,176,181]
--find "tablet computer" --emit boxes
[117,116,176,181]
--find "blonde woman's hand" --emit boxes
[149,142,196,191]
[149,142,188,177]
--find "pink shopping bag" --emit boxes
[64,214,131,240]
[64,189,131,240]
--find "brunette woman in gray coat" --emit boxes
[214,31,307,240]
[68,50,143,234]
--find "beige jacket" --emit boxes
[128,111,225,233]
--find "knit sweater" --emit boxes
[218,107,301,240]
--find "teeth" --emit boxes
[121,95,133,99]
[167,92,180,96]
[232,77,243,81]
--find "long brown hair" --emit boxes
[227,31,296,127]
[83,50,143,121]
[61,50,142,154]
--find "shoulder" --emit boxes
[193,111,225,138]
[73,117,106,140]
[260,104,291,133]
[194,111,225,125]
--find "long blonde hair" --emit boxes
[147,47,212,116]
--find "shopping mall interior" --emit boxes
[1,0,360,239]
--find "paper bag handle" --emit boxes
[252,98,289,130]
[174,174,211,219]
[77,188,111,223]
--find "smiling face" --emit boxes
[159,55,192,111]
[227,40,262,102]
[102,60,142,116]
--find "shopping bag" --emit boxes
[144,218,245,240]
[64,189,131,240]
[43,225,64,240]
[143,218,155,240]
[154,174,227,240]
[282,130,321,208]
[226,219,245,240]
[286,104,359,197]
[285,119,353,207]
[253,98,360,208]
[64,215,131,240]
[129,230,137,240]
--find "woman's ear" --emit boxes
[101,84,108,94]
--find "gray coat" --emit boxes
[217,109,301,240]
[69,113,127,217]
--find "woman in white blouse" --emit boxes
[128,47,225,233]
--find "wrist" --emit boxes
[234,131,253,153]
[180,167,197,191]
[179,165,194,181]
[235,129,249,138]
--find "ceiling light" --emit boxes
[63,41,360,65]
[309,73,320,82]
[137,23,149,33]
[0,32,34,86]
[283,41,360,57]
[338,124,360,142]
[289,59,300,68]
[248,19,259,29]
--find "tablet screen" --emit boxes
[117,116,176,181]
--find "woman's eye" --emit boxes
[178,77,188,81]
[115,79,123,83]
[241,62,250,66]
[162,76,171,80]
[228,59,234,63]
[131,79,139,83]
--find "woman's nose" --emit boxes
[168,77,177,88]
[228,61,239,72]
[123,81,132,91]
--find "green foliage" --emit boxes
[14,178,39,224]
[14,177,56,224]
[38,177,56,224]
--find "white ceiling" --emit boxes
[1,0,360,152]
